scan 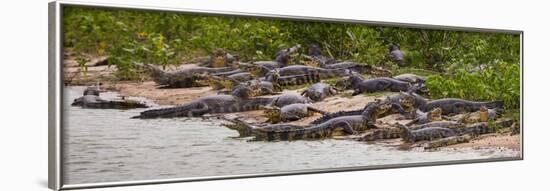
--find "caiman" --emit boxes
[266,65,351,79]
[348,75,413,95]
[321,61,393,77]
[136,63,234,88]
[393,73,426,84]
[268,93,312,108]
[310,92,418,125]
[443,106,502,123]
[131,86,272,119]
[198,48,239,68]
[198,72,254,90]
[216,80,282,96]
[132,89,310,119]
[388,44,406,66]
[404,108,443,125]
[300,83,337,102]
[264,69,321,87]
[72,87,148,109]
[263,103,327,123]
[417,98,504,115]
[222,115,373,141]
[240,44,301,75]
[305,44,338,66]
[72,95,149,109]
[396,122,497,143]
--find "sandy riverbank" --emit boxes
[98,80,520,152]
[63,55,520,152]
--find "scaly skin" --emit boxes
[265,70,321,87]
[358,127,402,141]
[445,106,502,123]
[397,122,496,143]
[72,95,148,109]
[306,44,338,66]
[223,115,372,141]
[418,98,504,115]
[131,87,273,119]
[388,44,406,66]
[199,72,254,90]
[240,45,301,75]
[409,121,463,130]
[269,93,312,108]
[393,73,426,84]
[263,103,327,123]
[349,76,413,95]
[269,65,351,79]
[310,93,415,125]
[137,63,234,88]
[198,48,238,68]
[300,83,337,102]
[321,61,393,77]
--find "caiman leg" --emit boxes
[390,103,414,118]
[188,107,211,117]
[333,121,357,135]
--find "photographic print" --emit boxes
[52,3,522,188]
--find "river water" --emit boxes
[63,86,519,185]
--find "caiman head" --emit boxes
[479,106,489,122]
[262,105,282,123]
[265,69,281,83]
[376,101,393,117]
[194,74,232,90]
[428,107,443,121]
[399,94,416,112]
[237,62,271,76]
[308,44,322,56]
[231,86,254,99]
[211,48,227,68]
[334,77,351,90]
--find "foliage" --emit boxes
[63,6,521,110]
[426,61,520,109]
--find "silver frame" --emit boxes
[48,1,524,190]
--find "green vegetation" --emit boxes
[62,6,521,110]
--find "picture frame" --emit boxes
[49,1,523,190]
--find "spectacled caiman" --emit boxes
[72,87,148,109]
[310,92,419,125]
[136,63,235,88]
[396,122,497,143]
[300,83,337,102]
[131,90,311,119]
[239,44,301,75]
[223,99,397,141]
[222,115,373,141]
[388,44,406,66]
[263,103,327,123]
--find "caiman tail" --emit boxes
[131,102,201,119]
